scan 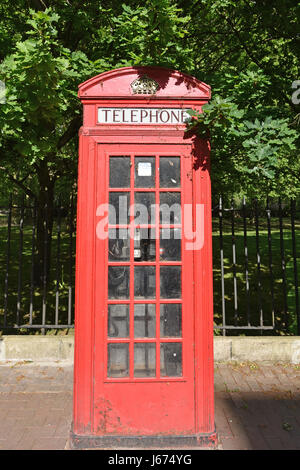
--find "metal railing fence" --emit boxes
[0,194,75,333]
[213,196,300,335]
[0,193,299,335]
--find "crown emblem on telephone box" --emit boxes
[130,75,159,95]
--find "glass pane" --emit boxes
[160,193,181,224]
[159,157,180,188]
[109,228,130,261]
[108,266,130,299]
[135,157,155,188]
[134,192,155,224]
[107,343,129,377]
[160,304,182,337]
[134,343,156,377]
[160,343,182,377]
[160,228,181,261]
[134,266,156,299]
[134,304,156,338]
[134,227,156,261]
[108,304,129,338]
[109,192,129,225]
[160,266,181,298]
[109,156,130,188]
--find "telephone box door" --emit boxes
[93,143,196,435]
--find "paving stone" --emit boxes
[15,436,37,450]
[243,425,270,450]
[220,436,252,450]
[264,437,285,450]
[0,361,300,450]
[31,437,69,450]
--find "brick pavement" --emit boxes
[215,362,300,450]
[0,360,300,450]
[0,361,73,450]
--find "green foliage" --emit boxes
[0,9,96,172]
[100,1,193,70]
[0,0,299,202]
[186,0,300,198]
[187,95,298,197]
[0,2,193,201]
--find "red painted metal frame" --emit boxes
[103,148,185,384]
[93,143,194,436]
[72,67,216,447]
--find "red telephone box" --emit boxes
[71,67,216,448]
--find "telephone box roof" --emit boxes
[78,66,210,100]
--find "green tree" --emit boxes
[0,1,193,281]
[0,8,97,281]
[1,1,299,202]
[0,0,299,280]
[182,0,300,198]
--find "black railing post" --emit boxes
[219,196,226,336]
[55,198,62,326]
[266,197,275,329]
[41,202,48,335]
[4,194,12,328]
[254,198,263,331]
[231,199,238,326]
[29,199,37,326]
[68,193,74,327]
[291,199,300,335]
[278,198,288,332]
[17,195,25,327]
[243,196,251,327]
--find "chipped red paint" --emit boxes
[72,66,216,448]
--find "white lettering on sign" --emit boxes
[97,108,191,124]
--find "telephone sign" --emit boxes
[97,107,191,124]
[70,67,216,449]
